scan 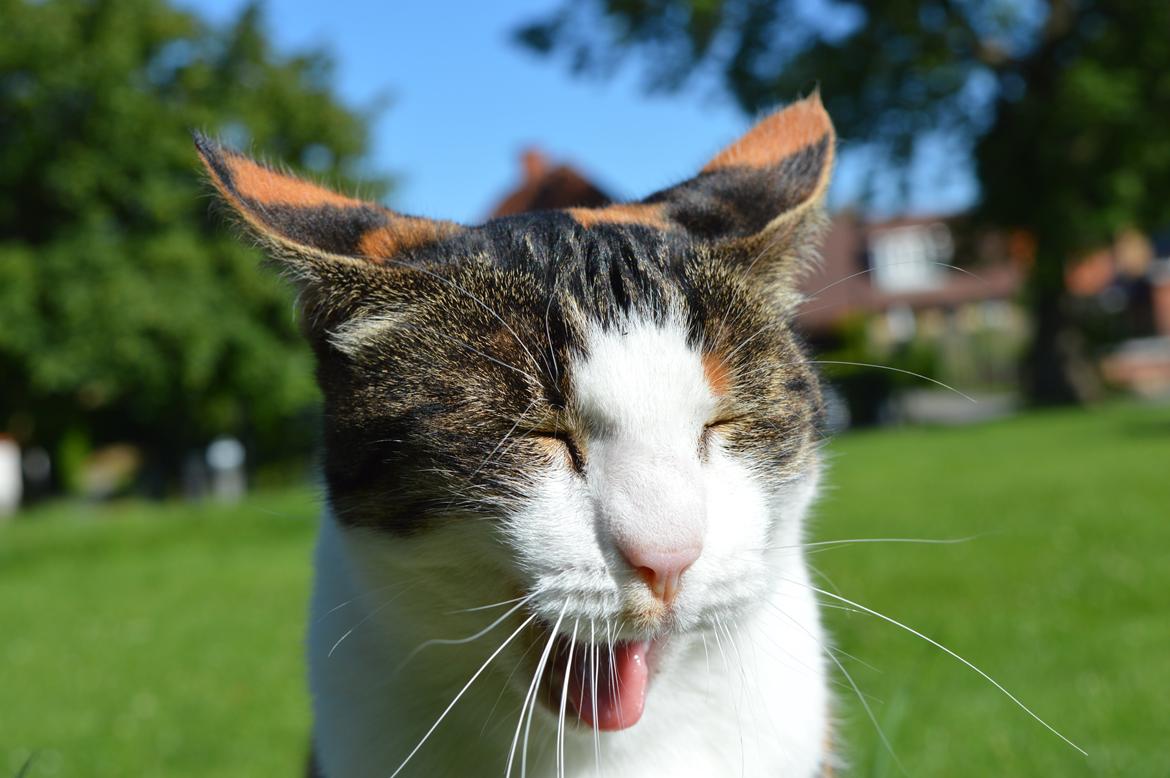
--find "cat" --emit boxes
[196,93,837,778]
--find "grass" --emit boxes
[813,402,1170,776]
[1,402,1167,776]
[0,489,319,777]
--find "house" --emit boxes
[793,213,1029,423]
[796,213,1026,345]
[488,149,611,217]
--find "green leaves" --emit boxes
[0,0,385,475]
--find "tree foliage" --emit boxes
[0,0,387,481]
[518,0,1170,402]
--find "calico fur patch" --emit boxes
[195,94,835,535]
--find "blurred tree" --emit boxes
[517,0,1170,404]
[0,0,387,490]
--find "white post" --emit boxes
[0,435,22,519]
[206,436,246,503]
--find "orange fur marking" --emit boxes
[223,152,365,209]
[703,93,833,173]
[196,139,458,258]
[702,352,732,396]
[356,219,461,258]
[622,597,669,632]
[566,203,669,229]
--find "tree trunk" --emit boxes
[1021,246,1102,406]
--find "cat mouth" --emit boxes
[533,623,662,731]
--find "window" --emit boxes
[869,223,953,292]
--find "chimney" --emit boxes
[521,148,549,184]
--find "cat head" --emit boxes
[197,94,833,726]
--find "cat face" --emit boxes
[197,94,834,728]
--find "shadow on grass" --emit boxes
[1117,417,1170,439]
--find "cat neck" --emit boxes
[307,509,831,778]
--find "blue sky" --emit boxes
[181,0,976,224]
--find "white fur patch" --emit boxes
[326,312,411,357]
[575,319,712,562]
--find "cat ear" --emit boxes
[193,133,461,268]
[567,94,834,299]
[194,134,463,339]
[667,92,834,240]
[673,93,834,285]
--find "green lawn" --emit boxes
[0,489,319,777]
[2,403,1167,776]
[815,402,1170,776]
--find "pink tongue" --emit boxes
[566,640,650,731]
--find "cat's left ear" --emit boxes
[193,133,461,267]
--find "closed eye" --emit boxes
[700,416,742,459]
[529,430,586,474]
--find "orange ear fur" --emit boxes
[194,134,460,260]
[566,203,669,229]
[703,92,834,174]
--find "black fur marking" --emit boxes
[409,212,697,330]
[249,202,388,255]
[193,132,235,188]
[647,138,829,241]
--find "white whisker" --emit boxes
[606,620,619,709]
[509,602,566,778]
[556,619,580,778]
[590,621,601,777]
[785,535,981,552]
[471,399,541,479]
[767,600,905,773]
[396,596,533,672]
[389,613,536,778]
[449,593,534,615]
[328,587,415,658]
[480,633,543,737]
[810,360,977,403]
[314,580,415,624]
[803,260,985,302]
[799,581,1087,756]
[826,646,907,776]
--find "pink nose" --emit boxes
[618,544,701,604]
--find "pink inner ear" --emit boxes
[702,93,834,173]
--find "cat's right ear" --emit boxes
[194,133,461,324]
